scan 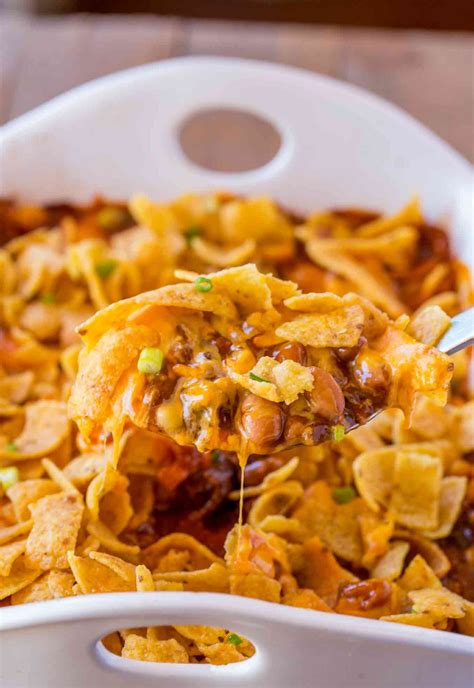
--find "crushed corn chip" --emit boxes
[25,493,84,570]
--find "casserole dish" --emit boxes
[0,56,473,688]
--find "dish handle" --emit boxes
[2,591,473,688]
[2,593,277,688]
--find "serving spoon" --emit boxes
[436,306,474,355]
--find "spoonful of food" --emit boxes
[68,265,470,462]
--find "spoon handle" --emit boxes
[437,307,474,355]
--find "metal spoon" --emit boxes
[436,306,474,354]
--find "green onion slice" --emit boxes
[195,276,213,293]
[184,225,202,245]
[330,424,345,443]
[226,633,243,646]
[137,347,164,375]
[0,466,19,492]
[40,292,56,305]
[249,372,270,383]
[96,258,118,279]
[6,441,18,453]
[332,485,356,504]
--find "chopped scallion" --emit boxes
[249,372,270,384]
[96,258,118,279]
[6,441,18,453]
[195,276,213,293]
[211,449,220,464]
[0,466,19,492]
[40,292,56,305]
[332,485,356,504]
[226,633,243,646]
[137,347,164,375]
[330,424,345,443]
[184,225,202,245]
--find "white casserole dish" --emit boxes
[0,56,473,688]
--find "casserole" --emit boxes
[0,56,473,688]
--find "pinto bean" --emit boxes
[336,336,367,362]
[272,341,307,365]
[306,367,345,422]
[417,224,450,262]
[240,394,285,447]
[284,416,311,443]
[337,579,392,611]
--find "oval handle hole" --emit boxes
[100,624,255,665]
[178,107,282,174]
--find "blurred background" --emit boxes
[2,1,474,30]
[1,1,473,161]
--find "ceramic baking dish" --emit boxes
[0,57,473,688]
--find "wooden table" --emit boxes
[1,13,473,161]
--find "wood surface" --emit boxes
[76,0,474,33]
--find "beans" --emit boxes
[240,394,285,447]
[272,341,307,365]
[417,224,450,262]
[343,385,379,424]
[284,416,311,443]
[336,336,367,362]
[337,579,392,611]
[306,367,345,422]
[350,349,391,394]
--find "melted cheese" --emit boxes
[238,466,245,538]
[236,440,251,537]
